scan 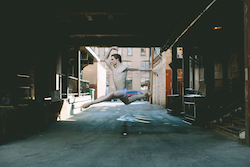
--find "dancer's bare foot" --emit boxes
[82,102,92,108]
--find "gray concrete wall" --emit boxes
[60,96,91,120]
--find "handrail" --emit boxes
[226,99,241,109]
[57,73,89,83]
[68,75,89,82]
[68,76,77,80]
[68,93,90,96]
[58,73,66,77]
[56,73,90,98]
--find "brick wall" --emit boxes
[153,49,172,107]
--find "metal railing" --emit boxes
[58,74,90,98]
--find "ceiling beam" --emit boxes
[59,12,128,16]
[70,34,139,38]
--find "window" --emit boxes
[106,77,110,94]
[16,73,33,101]
[123,61,132,66]
[141,48,146,56]
[189,55,199,90]
[106,77,110,87]
[141,61,150,68]
[177,47,183,59]
[127,48,132,56]
[94,47,99,57]
[126,77,132,90]
[118,48,122,55]
[104,48,109,55]
[153,47,161,59]
[141,78,150,91]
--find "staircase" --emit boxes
[211,107,245,140]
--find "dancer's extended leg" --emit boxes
[123,91,152,104]
[82,94,111,108]
[82,91,124,108]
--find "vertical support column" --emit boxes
[183,47,190,95]
[56,52,62,91]
[172,45,177,94]
[182,47,185,112]
[244,0,250,146]
[35,53,51,102]
[78,50,81,97]
[62,53,69,99]
[192,55,196,89]
[66,62,69,98]
[204,51,214,106]
[150,47,154,104]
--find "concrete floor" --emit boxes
[0,101,250,167]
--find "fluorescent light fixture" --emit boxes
[17,74,30,78]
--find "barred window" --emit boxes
[141,78,150,91]
[141,48,146,56]
[127,48,132,56]
[126,77,132,90]
[141,61,149,68]
[123,61,132,66]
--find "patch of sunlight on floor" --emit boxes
[133,115,153,120]
[135,119,151,124]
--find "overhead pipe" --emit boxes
[161,0,217,54]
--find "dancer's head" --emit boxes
[110,54,122,67]
[111,54,122,63]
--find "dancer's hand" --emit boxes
[153,70,158,77]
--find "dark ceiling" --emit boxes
[55,0,214,48]
[3,0,244,52]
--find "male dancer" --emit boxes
[82,46,158,108]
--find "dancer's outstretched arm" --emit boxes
[104,46,118,70]
[127,67,158,76]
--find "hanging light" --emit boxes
[214,26,222,30]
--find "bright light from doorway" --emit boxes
[85,47,100,62]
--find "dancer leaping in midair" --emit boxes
[82,46,158,108]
